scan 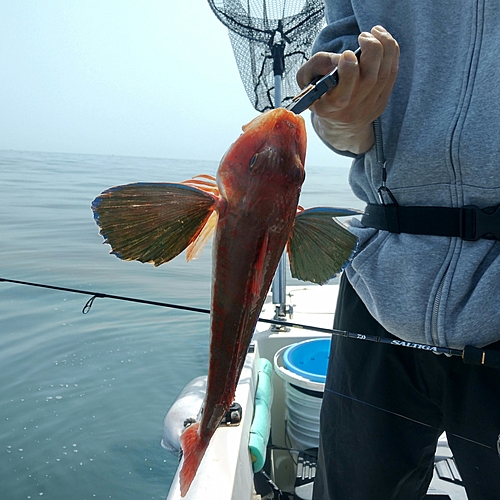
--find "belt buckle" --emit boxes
[460,205,500,241]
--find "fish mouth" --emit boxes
[242,108,304,134]
[241,109,307,166]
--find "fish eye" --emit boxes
[249,153,259,170]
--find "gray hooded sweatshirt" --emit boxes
[313,0,500,349]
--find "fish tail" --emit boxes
[179,422,208,497]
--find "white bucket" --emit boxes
[274,338,331,451]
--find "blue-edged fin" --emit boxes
[92,182,217,266]
[287,207,360,284]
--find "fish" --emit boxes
[91,107,358,496]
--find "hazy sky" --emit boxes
[0,1,350,168]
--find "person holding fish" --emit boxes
[297,3,500,500]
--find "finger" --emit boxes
[326,50,360,109]
[296,52,340,88]
[370,26,399,84]
[372,67,398,116]
[357,31,384,89]
[308,50,359,116]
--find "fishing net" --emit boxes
[208,0,325,111]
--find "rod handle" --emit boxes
[462,345,500,369]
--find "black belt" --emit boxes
[361,203,500,241]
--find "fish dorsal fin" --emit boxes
[287,207,359,284]
[181,174,219,196]
[186,210,219,262]
[92,182,217,266]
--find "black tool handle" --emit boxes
[287,47,361,114]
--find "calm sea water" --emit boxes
[0,149,361,500]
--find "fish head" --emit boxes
[216,108,306,206]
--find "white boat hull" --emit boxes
[165,284,468,500]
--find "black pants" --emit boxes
[312,274,500,500]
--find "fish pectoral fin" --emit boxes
[92,182,217,266]
[287,207,359,285]
[186,210,218,262]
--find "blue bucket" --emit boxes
[283,338,331,384]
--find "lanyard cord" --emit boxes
[373,118,398,206]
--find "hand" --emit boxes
[296,26,399,155]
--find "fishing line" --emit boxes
[2,277,500,369]
[324,387,494,451]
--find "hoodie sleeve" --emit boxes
[312,0,360,55]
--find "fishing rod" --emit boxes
[2,277,500,369]
[3,277,499,454]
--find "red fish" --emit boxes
[91,108,357,496]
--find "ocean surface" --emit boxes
[0,149,361,500]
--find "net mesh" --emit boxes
[208,0,325,111]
